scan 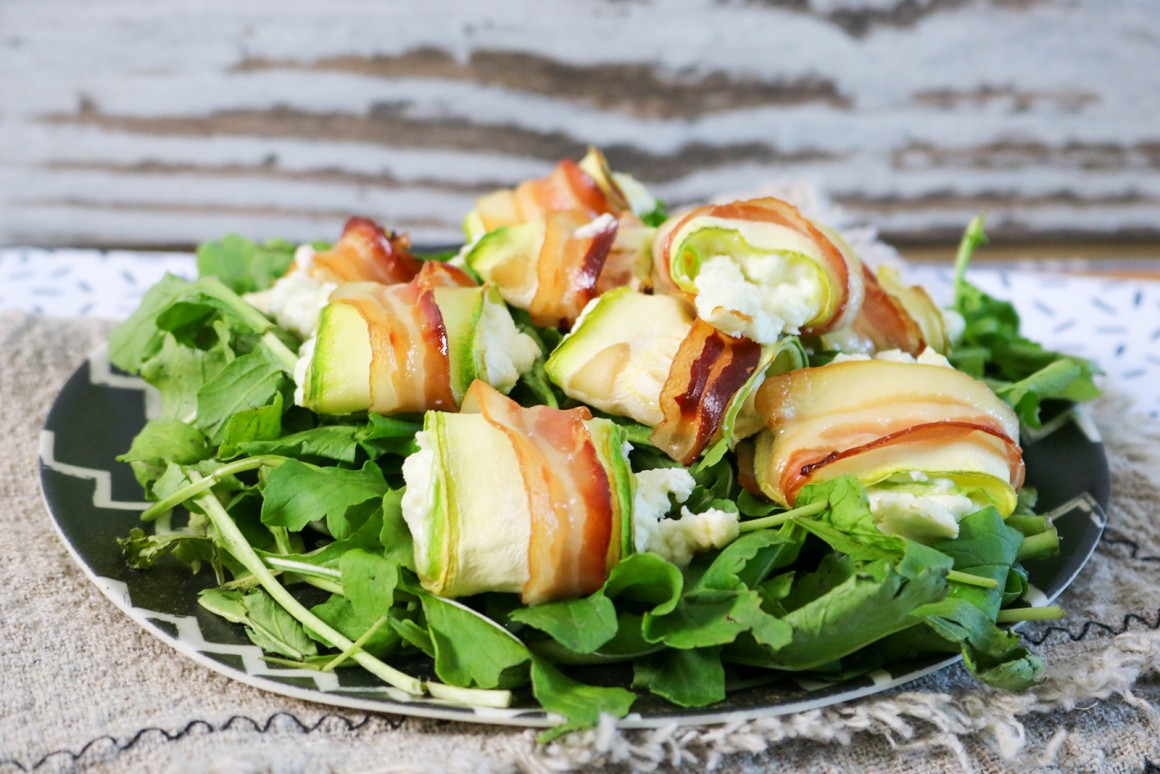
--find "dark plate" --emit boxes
[39,349,1108,728]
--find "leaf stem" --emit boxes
[738,500,827,533]
[426,682,513,708]
[261,330,300,375]
[946,570,1000,589]
[141,455,284,521]
[996,605,1065,624]
[953,214,988,307]
[190,473,425,695]
[1017,530,1061,562]
[322,616,389,672]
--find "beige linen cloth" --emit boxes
[2,310,1158,773]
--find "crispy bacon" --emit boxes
[528,211,618,328]
[330,263,474,414]
[476,160,621,232]
[463,381,618,605]
[654,197,862,335]
[309,216,422,285]
[847,265,948,355]
[650,319,764,465]
[753,360,1023,506]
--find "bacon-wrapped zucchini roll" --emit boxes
[752,356,1024,541]
[295,263,540,416]
[401,381,633,604]
[653,197,864,345]
[823,265,950,356]
[462,149,658,328]
[545,288,797,465]
[252,217,422,337]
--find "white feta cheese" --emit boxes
[631,467,739,567]
[692,253,823,345]
[654,507,741,568]
[259,245,337,338]
[400,429,439,569]
[476,297,542,394]
[631,468,696,554]
[866,475,980,542]
[831,347,952,367]
[292,336,317,408]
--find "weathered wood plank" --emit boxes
[0,0,1156,248]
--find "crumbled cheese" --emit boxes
[292,336,316,408]
[400,430,439,569]
[831,347,952,367]
[260,245,337,338]
[631,468,696,554]
[654,507,740,568]
[631,467,739,567]
[476,298,541,393]
[866,475,979,542]
[692,253,822,345]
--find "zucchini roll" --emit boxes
[823,265,950,356]
[546,289,801,465]
[653,197,864,345]
[462,148,658,328]
[252,217,422,338]
[401,381,633,604]
[752,356,1024,541]
[295,263,540,416]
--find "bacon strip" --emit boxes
[463,381,617,605]
[753,360,1023,506]
[650,319,764,465]
[846,265,948,355]
[654,197,862,335]
[309,216,422,285]
[476,160,621,232]
[329,263,473,414]
[528,211,618,328]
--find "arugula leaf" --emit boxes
[510,593,617,654]
[197,235,296,295]
[912,597,1042,690]
[261,460,393,536]
[117,419,211,493]
[218,394,285,459]
[379,490,415,570]
[340,550,400,620]
[950,215,1100,426]
[309,595,400,659]
[357,415,422,459]
[633,647,725,707]
[200,588,318,660]
[109,274,201,372]
[141,325,237,424]
[195,345,291,443]
[728,545,951,672]
[531,659,635,742]
[118,527,213,571]
[240,424,362,464]
[420,593,529,689]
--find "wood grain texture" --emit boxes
[0,0,1156,248]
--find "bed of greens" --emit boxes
[108,213,1099,741]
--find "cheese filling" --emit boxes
[693,253,823,345]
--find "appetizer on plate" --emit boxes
[109,149,1100,738]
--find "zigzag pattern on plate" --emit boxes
[39,430,150,511]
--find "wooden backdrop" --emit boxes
[1,0,1156,249]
